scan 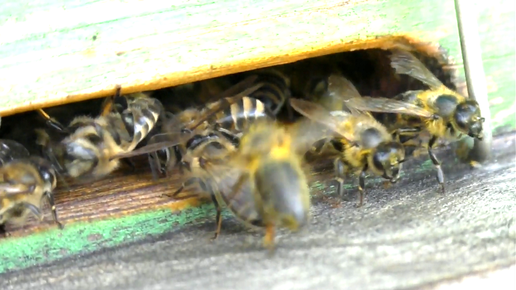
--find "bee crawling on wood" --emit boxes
[0,139,63,236]
[336,49,485,192]
[164,119,311,252]
[290,77,408,207]
[35,86,163,181]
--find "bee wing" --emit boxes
[343,96,436,118]
[201,75,259,105]
[290,98,355,142]
[326,74,373,117]
[389,49,444,89]
[187,82,264,131]
[109,133,184,160]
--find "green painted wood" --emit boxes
[0,0,514,132]
[0,0,514,274]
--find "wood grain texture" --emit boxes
[0,0,514,132]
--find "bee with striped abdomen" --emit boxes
[35,86,163,181]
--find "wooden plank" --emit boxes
[0,0,514,132]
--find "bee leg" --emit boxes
[100,85,121,116]
[0,223,7,237]
[148,152,161,180]
[428,136,445,193]
[263,224,276,253]
[36,109,68,133]
[209,191,223,241]
[357,167,367,207]
[43,191,64,230]
[121,158,136,172]
[162,177,204,198]
[22,202,43,221]
[334,158,346,198]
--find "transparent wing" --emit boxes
[110,132,184,160]
[201,75,259,106]
[289,98,355,143]
[326,75,369,117]
[389,49,444,89]
[343,96,436,118]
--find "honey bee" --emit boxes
[35,86,163,180]
[332,49,485,192]
[168,120,311,251]
[290,83,406,207]
[117,76,273,179]
[0,139,63,235]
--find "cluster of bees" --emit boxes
[0,49,485,251]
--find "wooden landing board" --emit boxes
[0,0,514,131]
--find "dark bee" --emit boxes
[331,49,485,192]
[290,82,406,207]
[35,86,163,180]
[169,120,311,251]
[0,139,63,236]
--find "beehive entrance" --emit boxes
[0,42,459,237]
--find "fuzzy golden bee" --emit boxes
[335,49,485,192]
[169,119,311,251]
[290,77,407,207]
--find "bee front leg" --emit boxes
[334,158,347,198]
[428,136,445,193]
[357,167,367,207]
[43,191,64,230]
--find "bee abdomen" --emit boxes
[216,97,269,132]
[121,98,162,149]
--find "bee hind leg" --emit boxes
[428,136,445,193]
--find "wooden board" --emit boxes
[0,0,514,132]
[0,0,514,275]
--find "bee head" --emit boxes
[370,141,405,183]
[62,128,102,178]
[453,100,484,140]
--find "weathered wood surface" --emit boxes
[1,134,514,289]
[0,0,514,131]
